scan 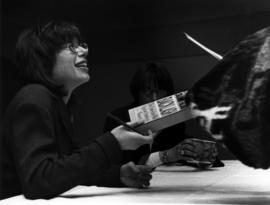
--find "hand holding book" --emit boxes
[110,115,155,150]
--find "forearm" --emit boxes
[7,91,125,199]
[94,165,125,187]
[143,152,163,168]
[15,133,122,199]
[11,105,122,198]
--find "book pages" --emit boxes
[128,91,194,134]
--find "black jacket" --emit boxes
[0,84,123,199]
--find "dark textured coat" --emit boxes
[188,27,270,169]
[0,84,123,199]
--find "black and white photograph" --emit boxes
[1,0,270,204]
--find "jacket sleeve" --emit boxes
[9,102,122,199]
[93,165,125,187]
[103,115,118,133]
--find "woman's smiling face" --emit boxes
[52,39,89,93]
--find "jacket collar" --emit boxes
[57,98,74,139]
[47,88,75,141]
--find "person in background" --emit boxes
[0,21,154,200]
[103,62,223,168]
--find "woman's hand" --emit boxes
[111,121,154,150]
[159,138,200,163]
[120,161,153,188]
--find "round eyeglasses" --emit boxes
[66,42,88,54]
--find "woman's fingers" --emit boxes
[180,149,198,158]
[134,165,153,188]
[127,120,144,127]
[148,129,158,139]
[137,164,154,173]
[140,134,154,145]
[136,173,152,188]
[180,143,197,152]
[138,180,151,188]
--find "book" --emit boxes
[128,91,194,135]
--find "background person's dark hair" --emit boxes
[15,21,82,96]
[130,62,175,103]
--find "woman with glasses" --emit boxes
[0,21,154,200]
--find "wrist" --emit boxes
[145,152,162,167]
[111,130,123,149]
[159,150,170,164]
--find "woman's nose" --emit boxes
[77,46,88,57]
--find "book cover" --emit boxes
[128,91,194,134]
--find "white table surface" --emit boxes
[2,160,270,205]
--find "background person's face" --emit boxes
[138,88,168,104]
[52,42,89,92]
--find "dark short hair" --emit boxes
[130,62,175,103]
[15,21,82,95]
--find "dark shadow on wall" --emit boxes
[1,57,21,118]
